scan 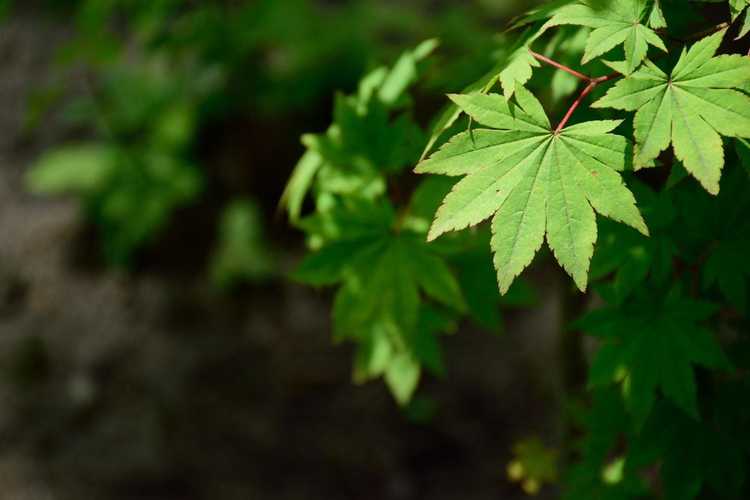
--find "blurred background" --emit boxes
[0,1,578,499]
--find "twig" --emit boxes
[529,50,591,81]
[555,81,597,133]
[528,49,622,132]
[555,73,619,133]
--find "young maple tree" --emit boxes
[283,0,750,497]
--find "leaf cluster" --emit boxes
[283,42,537,403]
[287,0,750,497]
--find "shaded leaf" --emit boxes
[581,289,731,425]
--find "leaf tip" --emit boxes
[494,262,518,296]
[496,277,513,296]
[426,227,442,242]
[446,93,463,104]
[700,180,720,196]
[573,275,588,293]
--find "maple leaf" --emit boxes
[563,389,647,500]
[581,289,731,426]
[495,28,545,97]
[593,29,750,194]
[545,0,667,74]
[673,164,750,312]
[419,28,548,161]
[590,179,679,304]
[704,239,750,311]
[628,402,746,500]
[416,85,648,294]
[281,40,436,221]
[293,198,466,404]
[647,0,666,29]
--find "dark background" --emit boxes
[0,1,574,499]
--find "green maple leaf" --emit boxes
[593,29,750,194]
[647,0,666,29]
[545,0,667,74]
[281,40,435,221]
[420,28,547,161]
[629,402,746,500]
[581,289,731,425]
[563,389,647,500]
[704,239,750,311]
[295,202,465,317]
[495,28,545,97]
[674,164,750,312]
[416,85,648,294]
[590,180,677,304]
[293,199,465,405]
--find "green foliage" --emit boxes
[286,41,508,404]
[730,0,750,39]
[27,145,118,194]
[684,165,750,312]
[507,437,560,495]
[593,29,750,193]
[285,1,750,498]
[281,38,438,223]
[563,389,647,500]
[546,0,667,74]
[25,0,507,267]
[582,288,730,425]
[417,89,647,293]
[589,180,676,304]
[296,205,458,406]
[24,0,749,496]
[28,141,201,265]
[630,401,747,500]
[210,200,276,288]
[27,40,211,264]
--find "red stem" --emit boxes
[555,81,596,133]
[555,73,620,133]
[529,49,623,132]
[529,50,591,81]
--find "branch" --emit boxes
[555,81,596,133]
[555,73,620,133]
[529,50,591,81]
[527,49,622,132]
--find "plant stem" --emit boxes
[527,49,621,132]
[554,73,619,133]
[529,50,591,81]
[555,81,596,133]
